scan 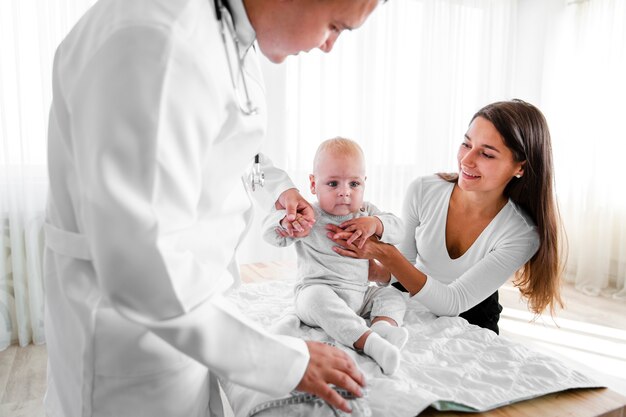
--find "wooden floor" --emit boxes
[0,344,47,417]
[1,261,625,417]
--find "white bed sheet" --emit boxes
[220,280,600,417]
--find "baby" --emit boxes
[262,137,408,375]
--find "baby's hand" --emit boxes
[275,189,315,238]
[338,216,383,248]
[276,213,312,238]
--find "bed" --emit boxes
[219,266,607,417]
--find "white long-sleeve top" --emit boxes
[44,0,307,416]
[397,175,540,316]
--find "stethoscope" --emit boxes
[214,0,264,191]
[214,0,258,116]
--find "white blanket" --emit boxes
[221,281,599,417]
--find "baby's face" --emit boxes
[309,151,366,216]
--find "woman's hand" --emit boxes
[327,224,392,284]
[338,216,383,248]
[329,223,423,293]
[326,224,387,260]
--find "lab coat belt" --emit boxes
[44,222,93,261]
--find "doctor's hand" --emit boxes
[298,341,365,414]
[275,188,315,238]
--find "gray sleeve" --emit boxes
[364,202,404,245]
[261,207,295,247]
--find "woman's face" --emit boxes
[457,116,525,195]
[250,0,379,63]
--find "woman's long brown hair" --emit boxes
[441,99,565,316]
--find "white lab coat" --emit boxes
[44,0,309,416]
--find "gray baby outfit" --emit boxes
[262,202,406,347]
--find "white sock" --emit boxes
[363,332,400,375]
[371,321,409,350]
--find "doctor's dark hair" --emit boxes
[440,99,564,317]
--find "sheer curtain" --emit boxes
[543,0,626,298]
[281,0,517,216]
[0,0,94,350]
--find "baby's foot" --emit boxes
[371,321,409,350]
[363,332,400,375]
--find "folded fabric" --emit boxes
[221,281,600,417]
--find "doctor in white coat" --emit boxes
[44,0,380,416]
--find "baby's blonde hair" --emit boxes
[313,137,365,174]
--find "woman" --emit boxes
[329,100,564,334]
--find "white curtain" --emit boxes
[0,0,95,350]
[281,0,517,216]
[543,0,626,298]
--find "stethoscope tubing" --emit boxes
[213,0,264,190]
